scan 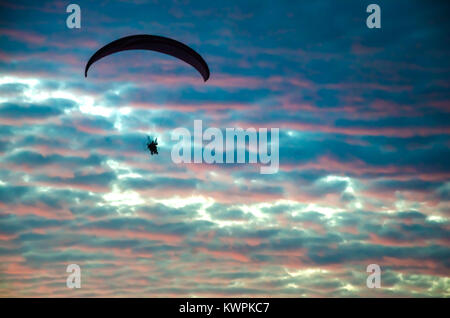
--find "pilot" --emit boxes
[147,138,158,155]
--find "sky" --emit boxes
[0,0,449,297]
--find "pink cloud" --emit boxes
[0,28,46,45]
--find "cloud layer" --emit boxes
[0,0,449,297]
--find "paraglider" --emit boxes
[85,34,211,159]
[84,34,210,81]
[146,136,158,155]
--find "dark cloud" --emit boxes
[0,102,62,118]
[119,176,198,190]
[34,171,116,188]
[0,83,28,96]
[206,203,247,220]
[3,150,104,168]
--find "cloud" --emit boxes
[0,102,62,119]
[0,0,449,297]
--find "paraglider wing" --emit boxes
[85,34,210,81]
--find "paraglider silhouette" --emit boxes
[85,34,210,158]
[84,34,210,81]
[146,136,158,155]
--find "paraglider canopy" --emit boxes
[84,34,210,81]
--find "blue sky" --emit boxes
[0,0,449,297]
